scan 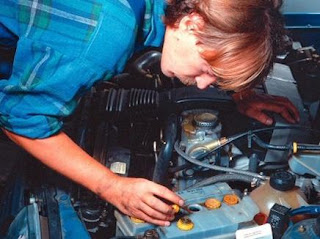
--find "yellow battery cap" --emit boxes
[130,217,145,223]
[223,194,239,205]
[204,198,221,209]
[172,204,180,214]
[177,216,194,231]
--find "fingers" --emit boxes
[111,178,183,226]
[129,200,175,226]
[132,211,170,227]
[253,102,296,124]
[138,215,171,227]
[143,192,175,215]
[269,96,300,121]
[235,93,300,125]
[139,203,175,224]
[119,197,175,226]
[124,204,173,227]
[239,106,273,125]
[279,107,298,124]
[151,184,184,207]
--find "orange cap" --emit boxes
[223,194,239,205]
[204,198,221,209]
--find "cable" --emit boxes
[174,141,267,180]
[251,134,320,151]
[193,125,320,160]
[289,205,320,216]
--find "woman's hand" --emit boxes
[232,89,300,125]
[99,176,184,226]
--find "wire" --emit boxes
[174,141,267,180]
[251,134,320,151]
[174,125,320,181]
[193,125,320,160]
[289,205,320,216]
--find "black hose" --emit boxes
[152,114,177,185]
[297,144,320,150]
[251,134,320,151]
[187,173,261,190]
[252,135,289,150]
[249,153,259,173]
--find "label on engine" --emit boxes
[236,223,273,239]
[110,162,127,175]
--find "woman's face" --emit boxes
[161,15,217,89]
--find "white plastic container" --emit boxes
[250,171,308,216]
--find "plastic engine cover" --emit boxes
[115,183,259,238]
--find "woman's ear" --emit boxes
[178,13,204,33]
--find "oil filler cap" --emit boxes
[270,171,296,191]
[194,112,218,128]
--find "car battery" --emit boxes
[115,182,259,239]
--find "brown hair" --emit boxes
[164,0,285,91]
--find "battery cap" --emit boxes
[223,194,239,205]
[205,198,221,209]
[177,216,194,231]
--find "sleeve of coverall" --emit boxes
[0,0,137,139]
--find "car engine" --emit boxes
[1,43,320,239]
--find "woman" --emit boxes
[0,0,298,226]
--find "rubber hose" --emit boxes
[152,114,177,185]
